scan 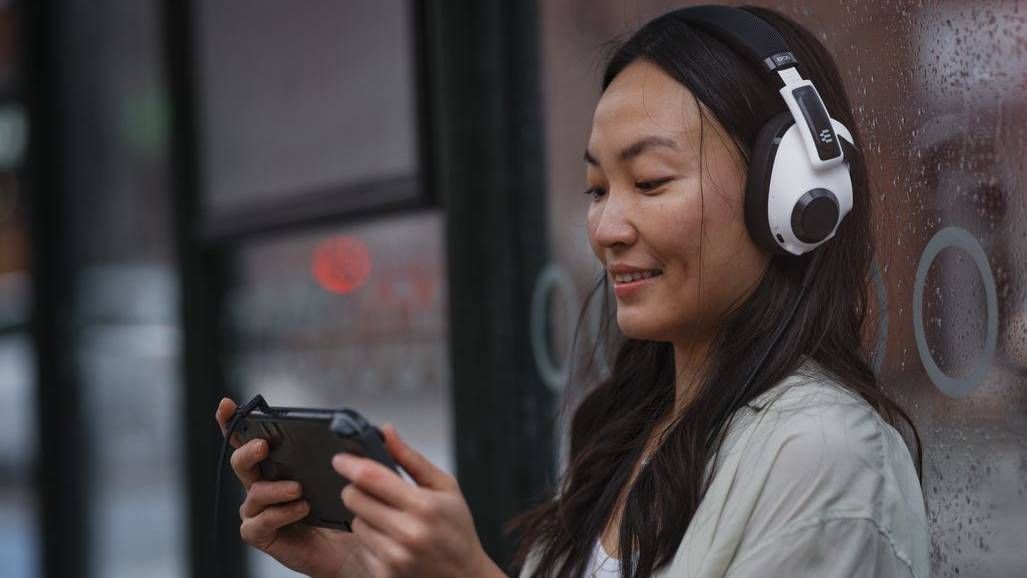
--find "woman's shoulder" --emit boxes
[747,356,871,412]
[727,357,917,497]
[736,358,898,447]
[704,357,929,576]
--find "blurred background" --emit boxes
[1,0,1025,577]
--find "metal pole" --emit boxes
[426,0,556,571]
[22,0,90,575]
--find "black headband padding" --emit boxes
[673,5,795,69]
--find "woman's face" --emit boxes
[585,59,771,345]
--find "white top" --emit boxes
[520,358,930,578]
[585,539,623,577]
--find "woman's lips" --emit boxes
[612,271,662,298]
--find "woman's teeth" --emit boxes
[613,270,662,284]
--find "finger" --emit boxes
[381,423,456,491]
[230,438,267,490]
[215,397,235,432]
[215,398,243,448]
[340,482,419,542]
[240,480,303,519]
[240,500,310,545]
[351,516,412,573]
[332,453,419,512]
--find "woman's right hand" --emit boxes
[216,397,372,578]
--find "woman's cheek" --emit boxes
[585,213,603,258]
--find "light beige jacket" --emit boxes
[519,358,929,577]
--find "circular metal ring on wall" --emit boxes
[585,275,612,380]
[912,226,998,398]
[531,264,579,393]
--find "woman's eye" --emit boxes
[583,186,606,201]
[637,179,670,192]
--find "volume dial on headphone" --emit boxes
[792,188,839,243]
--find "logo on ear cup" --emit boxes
[818,129,834,144]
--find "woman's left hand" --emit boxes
[331,423,505,578]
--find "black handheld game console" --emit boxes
[218,394,401,532]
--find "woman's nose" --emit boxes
[592,196,637,248]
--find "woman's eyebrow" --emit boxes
[584,135,680,167]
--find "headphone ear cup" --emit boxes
[745,112,796,255]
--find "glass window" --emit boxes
[196,0,419,213]
[58,1,184,576]
[0,2,36,575]
[76,266,183,578]
[222,211,451,578]
[0,334,37,578]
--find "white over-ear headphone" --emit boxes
[676,5,856,257]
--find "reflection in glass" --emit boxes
[223,211,452,577]
[0,336,38,578]
[56,0,185,575]
[196,0,418,212]
[77,265,183,578]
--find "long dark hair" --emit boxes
[506,5,922,578]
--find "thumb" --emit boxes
[381,423,454,492]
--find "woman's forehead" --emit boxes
[589,61,700,157]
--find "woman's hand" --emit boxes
[216,398,374,578]
[332,424,506,578]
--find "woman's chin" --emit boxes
[616,314,670,342]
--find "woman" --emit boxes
[216,5,929,577]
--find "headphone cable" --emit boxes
[213,393,270,576]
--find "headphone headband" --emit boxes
[676,4,845,170]
[674,5,799,74]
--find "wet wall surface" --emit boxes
[537,2,1026,576]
